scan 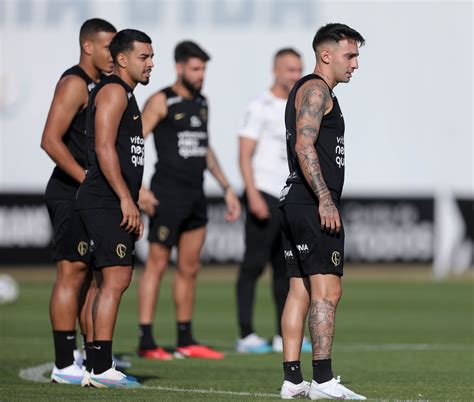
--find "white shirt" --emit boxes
[238,90,288,199]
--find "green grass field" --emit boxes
[0,266,473,401]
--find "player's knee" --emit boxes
[178,261,200,279]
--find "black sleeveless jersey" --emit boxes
[76,75,144,209]
[45,65,96,200]
[150,87,208,194]
[280,74,345,206]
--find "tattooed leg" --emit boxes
[308,299,336,360]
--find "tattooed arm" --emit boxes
[294,80,341,233]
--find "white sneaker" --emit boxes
[81,370,91,387]
[90,364,141,388]
[309,378,366,400]
[280,380,310,399]
[236,333,272,353]
[51,362,83,384]
[272,335,312,353]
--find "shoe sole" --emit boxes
[174,351,224,360]
[51,375,82,385]
[89,378,141,388]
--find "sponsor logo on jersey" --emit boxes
[190,115,202,127]
[133,114,140,120]
[174,112,186,120]
[116,244,127,259]
[77,241,88,256]
[296,243,309,253]
[127,92,133,100]
[87,83,96,92]
[331,251,341,267]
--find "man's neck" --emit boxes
[78,58,101,83]
[270,84,289,100]
[313,66,336,89]
[172,81,194,99]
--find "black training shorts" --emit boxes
[79,208,136,269]
[46,198,90,263]
[148,191,207,248]
[279,203,344,277]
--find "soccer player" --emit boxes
[137,40,241,360]
[41,18,116,384]
[236,48,312,354]
[76,29,154,388]
[278,24,367,399]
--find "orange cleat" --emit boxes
[138,347,173,360]
[175,344,224,360]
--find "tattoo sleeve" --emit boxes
[308,299,336,359]
[295,81,331,200]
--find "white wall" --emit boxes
[0,0,472,196]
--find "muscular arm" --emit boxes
[295,80,341,232]
[141,91,167,139]
[136,92,166,215]
[295,80,331,199]
[40,75,89,183]
[95,84,141,234]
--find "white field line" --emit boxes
[18,362,279,398]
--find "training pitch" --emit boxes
[0,265,473,401]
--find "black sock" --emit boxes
[312,359,333,384]
[139,324,157,350]
[92,340,113,375]
[85,342,94,373]
[52,330,76,369]
[283,361,303,384]
[240,324,253,339]
[177,321,196,347]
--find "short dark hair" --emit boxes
[312,23,365,53]
[274,48,301,64]
[79,18,116,44]
[109,29,152,62]
[174,41,210,63]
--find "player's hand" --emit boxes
[318,194,341,233]
[120,196,142,234]
[224,187,241,222]
[138,186,159,216]
[247,189,270,220]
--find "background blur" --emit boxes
[0,0,472,277]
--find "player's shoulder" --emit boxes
[295,77,331,110]
[146,90,168,108]
[95,82,129,107]
[57,72,89,91]
[298,77,330,97]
